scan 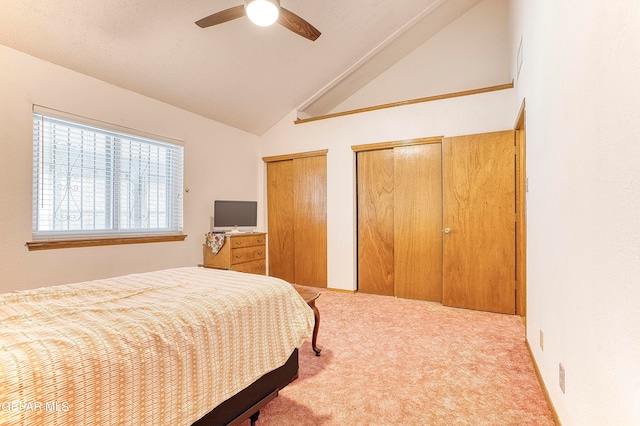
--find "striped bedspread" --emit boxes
[0,267,314,425]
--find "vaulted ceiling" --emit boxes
[0,0,482,135]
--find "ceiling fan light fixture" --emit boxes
[245,0,280,27]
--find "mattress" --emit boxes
[0,267,314,425]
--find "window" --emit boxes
[32,108,184,242]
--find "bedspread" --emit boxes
[0,267,314,426]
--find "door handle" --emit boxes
[443,227,451,234]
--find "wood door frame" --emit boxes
[352,136,443,153]
[515,99,527,322]
[263,149,329,163]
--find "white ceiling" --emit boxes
[0,0,479,135]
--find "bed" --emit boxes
[0,267,314,425]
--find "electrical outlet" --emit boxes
[559,363,566,394]
[539,330,544,350]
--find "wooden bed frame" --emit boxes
[192,349,299,426]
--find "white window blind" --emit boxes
[32,108,184,239]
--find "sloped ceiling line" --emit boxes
[297,0,483,119]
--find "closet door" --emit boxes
[266,160,295,283]
[293,155,327,287]
[357,149,395,296]
[442,131,515,314]
[264,151,328,288]
[394,144,443,302]
[355,139,443,301]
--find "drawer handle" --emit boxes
[235,241,242,245]
[235,255,242,259]
[257,251,263,255]
[257,239,264,243]
[257,266,264,270]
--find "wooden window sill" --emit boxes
[26,234,187,251]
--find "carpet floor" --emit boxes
[242,289,555,425]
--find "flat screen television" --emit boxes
[213,200,257,232]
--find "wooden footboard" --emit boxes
[192,349,299,426]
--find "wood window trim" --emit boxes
[26,234,187,251]
[352,136,443,153]
[262,149,328,163]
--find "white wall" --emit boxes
[332,0,510,113]
[0,45,261,292]
[509,1,640,424]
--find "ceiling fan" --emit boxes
[195,0,321,41]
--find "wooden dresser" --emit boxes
[203,233,267,275]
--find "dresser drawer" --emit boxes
[230,245,266,265]
[230,234,266,249]
[232,259,266,275]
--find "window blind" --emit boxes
[32,109,184,239]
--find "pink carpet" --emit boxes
[242,289,554,425]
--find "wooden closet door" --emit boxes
[442,130,515,314]
[293,155,327,287]
[394,144,443,302]
[266,160,295,283]
[357,149,395,296]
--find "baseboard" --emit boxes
[525,339,562,426]
[326,287,357,294]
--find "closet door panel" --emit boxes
[442,131,515,314]
[394,144,443,302]
[293,156,327,287]
[356,149,394,296]
[266,161,296,283]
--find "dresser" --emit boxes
[203,233,267,275]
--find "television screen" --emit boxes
[213,200,257,229]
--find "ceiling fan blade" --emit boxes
[195,5,245,28]
[278,7,321,41]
